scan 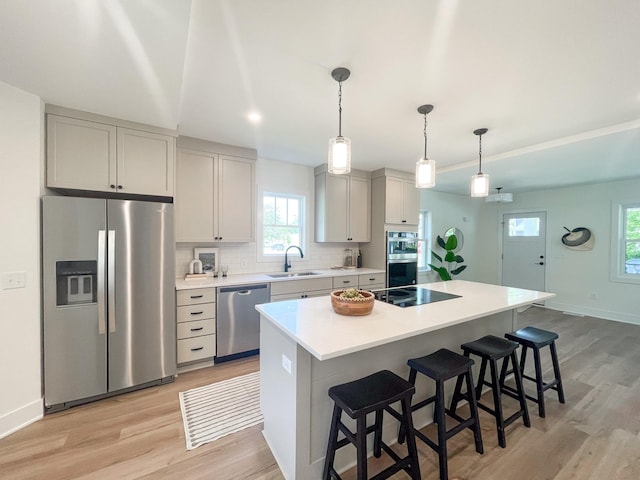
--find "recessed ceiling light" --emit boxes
[247,112,262,124]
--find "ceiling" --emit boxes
[1,0,639,195]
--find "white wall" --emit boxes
[477,178,640,324]
[0,81,43,438]
[176,158,363,276]
[419,189,484,283]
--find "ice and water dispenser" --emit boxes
[55,260,97,306]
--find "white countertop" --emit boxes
[175,267,385,290]
[255,280,556,361]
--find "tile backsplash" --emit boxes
[176,242,361,278]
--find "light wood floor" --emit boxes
[1,307,639,479]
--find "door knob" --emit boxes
[537,262,545,265]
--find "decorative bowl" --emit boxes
[330,289,375,316]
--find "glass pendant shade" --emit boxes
[470,173,490,197]
[415,158,436,188]
[328,136,351,174]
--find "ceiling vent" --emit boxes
[485,187,513,203]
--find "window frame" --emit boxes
[610,200,640,284]
[418,210,432,271]
[260,191,305,260]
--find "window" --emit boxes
[623,205,640,274]
[508,217,540,237]
[418,211,432,270]
[611,201,640,283]
[262,192,304,256]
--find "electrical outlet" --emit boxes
[2,271,26,289]
[282,354,292,374]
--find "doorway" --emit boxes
[502,212,547,296]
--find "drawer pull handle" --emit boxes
[342,280,350,284]
[190,294,204,299]
[190,347,204,352]
[369,278,375,281]
[190,327,204,332]
[190,311,204,315]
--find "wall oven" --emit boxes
[386,231,419,287]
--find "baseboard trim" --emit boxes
[546,302,640,325]
[0,397,43,440]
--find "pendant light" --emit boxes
[470,128,490,197]
[415,104,436,188]
[328,67,351,174]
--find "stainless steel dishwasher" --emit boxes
[216,283,270,362]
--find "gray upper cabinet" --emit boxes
[384,175,419,225]
[314,165,371,243]
[46,107,175,197]
[369,169,419,226]
[175,137,256,243]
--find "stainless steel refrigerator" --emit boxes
[42,196,176,411]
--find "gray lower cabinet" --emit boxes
[333,275,358,290]
[176,288,216,364]
[358,272,385,291]
[270,277,333,302]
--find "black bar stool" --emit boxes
[451,335,530,448]
[398,348,483,480]
[322,370,421,480]
[504,326,566,417]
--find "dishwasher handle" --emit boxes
[218,283,269,294]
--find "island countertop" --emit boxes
[256,280,555,361]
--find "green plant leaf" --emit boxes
[455,255,464,263]
[431,251,442,263]
[436,235,446,249]
[444,234,458,251]
[451,265,467,275]
[444,251,456,262]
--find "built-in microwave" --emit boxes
[386,231,419,287]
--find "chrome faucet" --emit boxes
[284,246,304,272]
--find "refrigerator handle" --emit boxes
[108,230,116,333]
[97,230,106,335]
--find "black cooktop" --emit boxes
[373,286,461,308]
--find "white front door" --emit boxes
[502,212,547,295]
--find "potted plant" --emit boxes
[429,234,467,281]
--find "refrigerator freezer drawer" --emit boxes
[177,318,216,339]
[176,288,215,306]
[178,335,216,363]
[177,303,215,323]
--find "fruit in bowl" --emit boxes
[330,288,375,316]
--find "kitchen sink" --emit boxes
[266,272,321,278]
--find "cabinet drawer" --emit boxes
[177,335,216,364]
[332,275,359,289]
[177,303,215,323]
[360,282,385,292]
[358,273,385,287]
[270,290,332,302]
[270,277,333,296]
[177,318,216,339]
[176,288,216,306]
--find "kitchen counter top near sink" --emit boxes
[175,267,385,290]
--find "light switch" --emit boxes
[2,271,26,289]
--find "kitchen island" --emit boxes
[256,280,555,479]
